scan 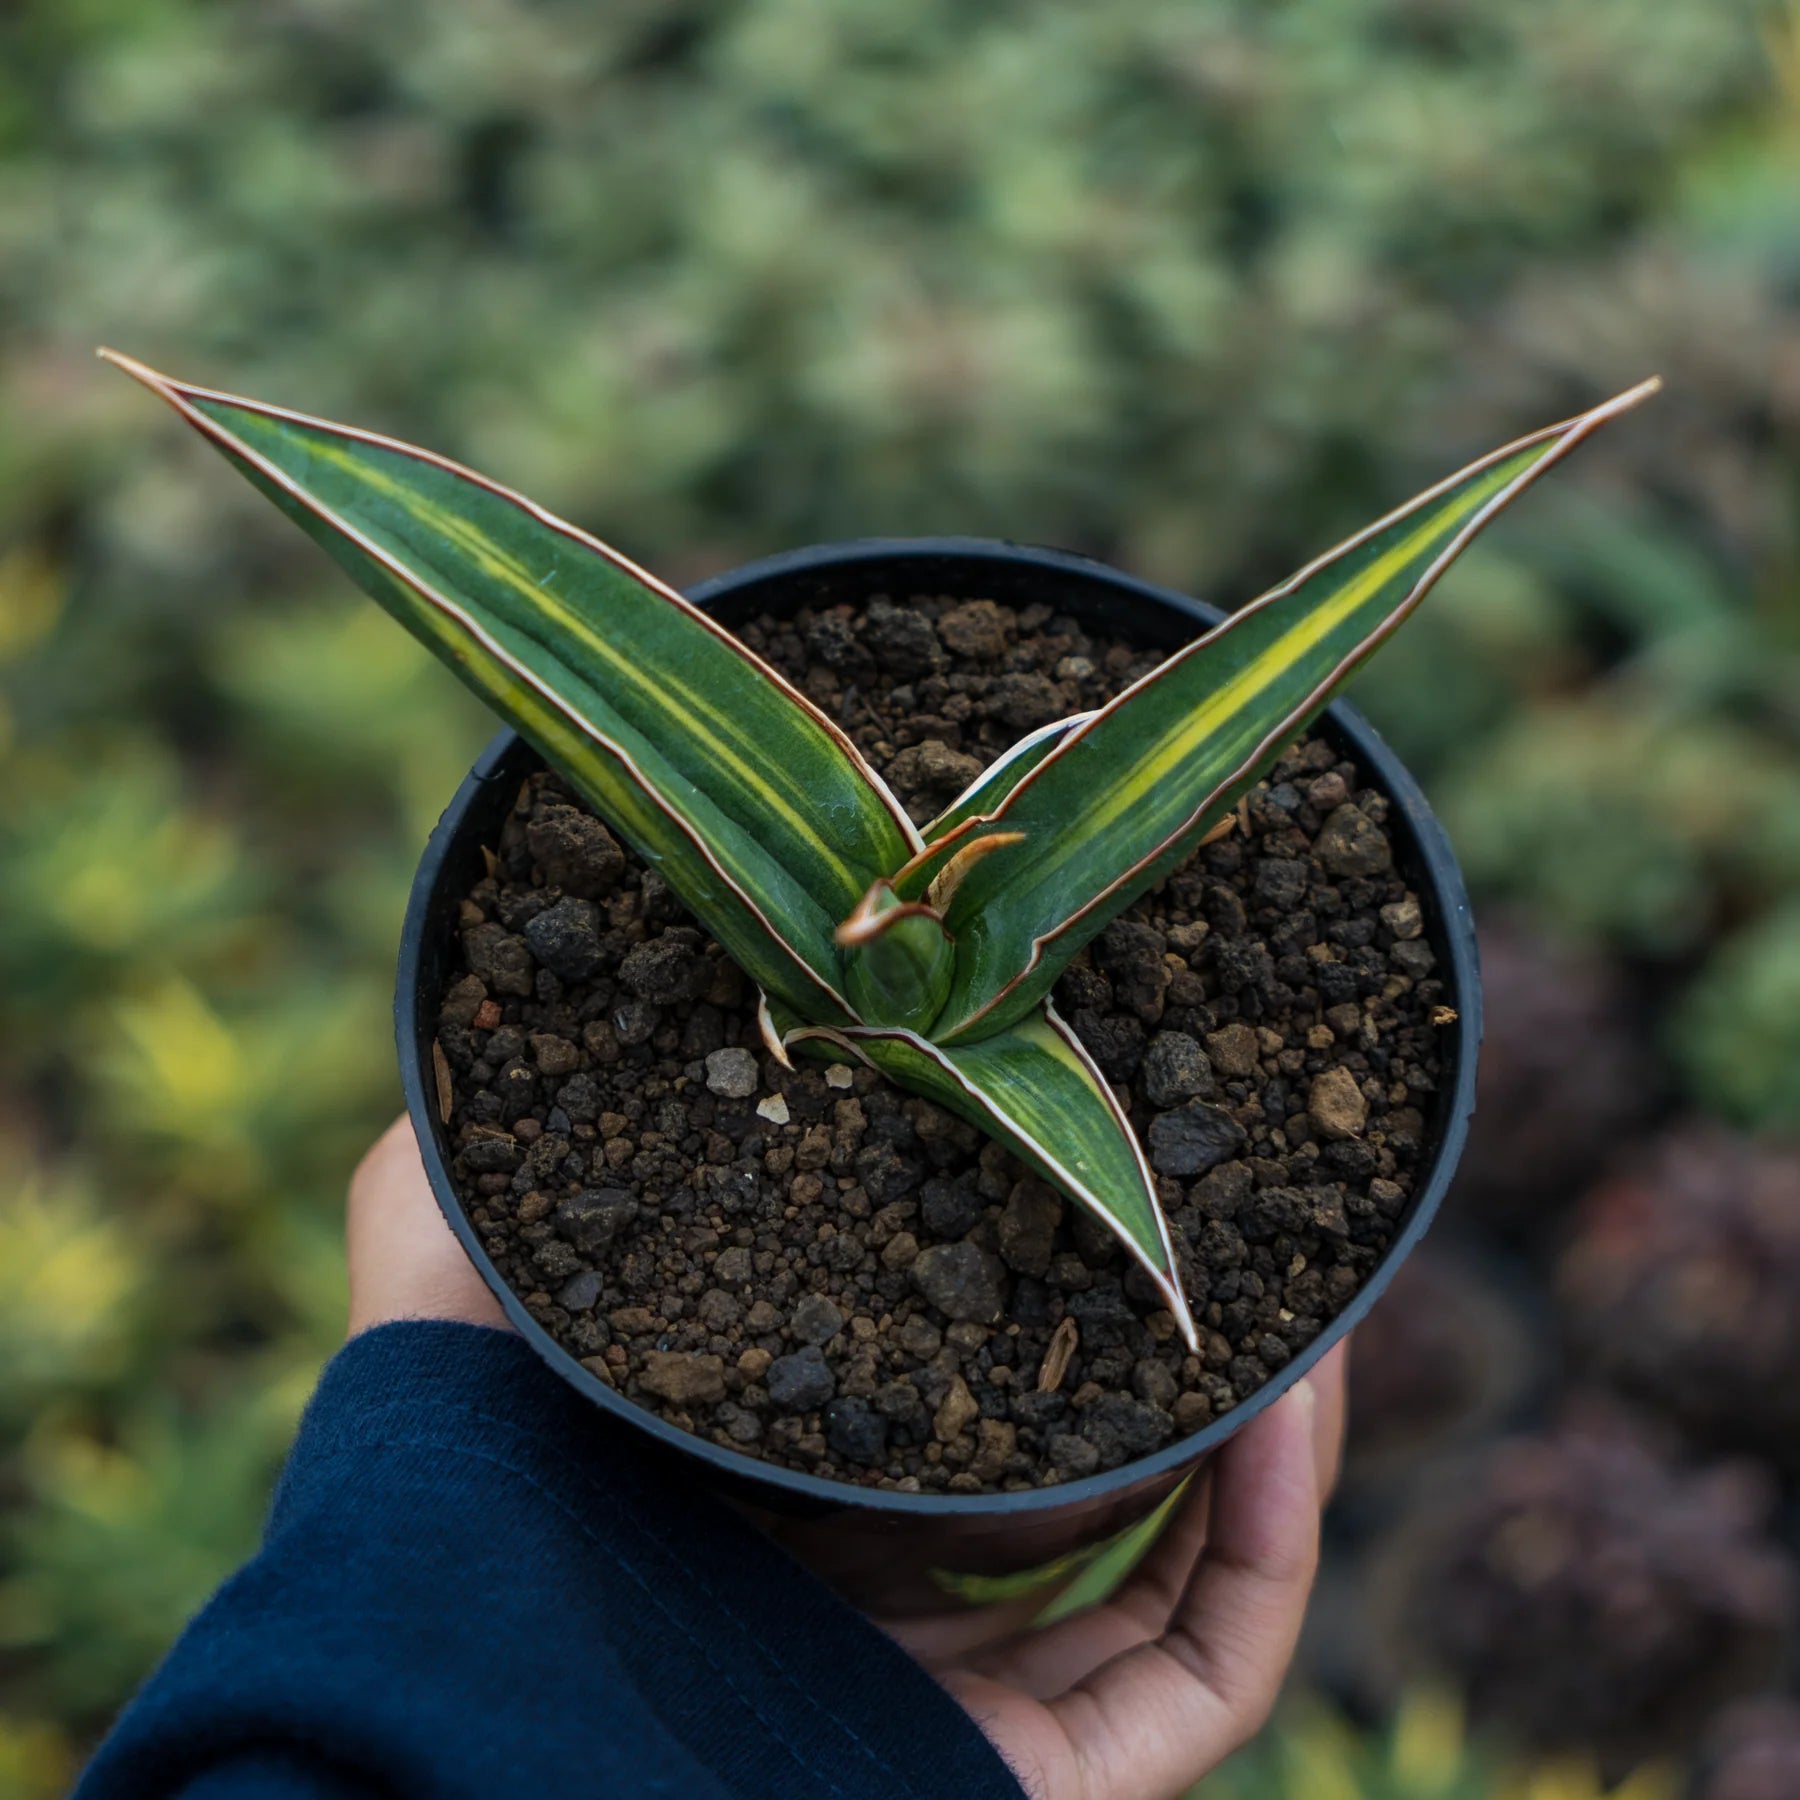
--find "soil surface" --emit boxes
[435,594,1449,1493]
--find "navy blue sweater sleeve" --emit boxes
[77,1321,1024,1800]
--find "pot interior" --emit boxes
[397,538,1482,1581]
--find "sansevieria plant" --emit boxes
[103,351,1657,1350]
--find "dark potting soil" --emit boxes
[435,594,1449,1494]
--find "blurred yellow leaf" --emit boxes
[1393,1688,1472,1791]
[0,1149,143,1406]
[0,1714,77,1800]
[0,545,65,660]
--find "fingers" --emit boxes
[1040,1377,1324,1799]
[956,1336,1350,1705]
[346,1115,511,1337]
[961,1474,1214,1700]
[1310,1340,1350,1499]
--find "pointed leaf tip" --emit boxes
[929,378,1663,1040]
[109,359,933,1023]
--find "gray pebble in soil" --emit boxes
[555,1073,601,1123]
[885,740,983,804]
[611,1001,660,1046]
[532,1239,582,1282]
[461,1128,520,1173]
[1132,1360,1180,1411]
[555,1188,638,1255]
[1204,1022,1260,1079]
[557,1271,605,1312]
[790,1293,845,1345]
[1381,895,1423,940]
[522,896,606,980]
[1096,920,1171,1021]
[919,1176,985,1240]
[873,1380,928,1436]
[863,596,945,679]
[766,1344,837,1413]
[824,1398,890,1466]
[910,1242,1008,1324]
[1048,1433,1101,1479]
[896,1316,942,1360]
[1315,803,1393,878]
[996,1179,1063,1278]
[1147,1101,1247,1177]
[1308,1067,1367,1142]
[1080,1394,1176,1468]
[620,928,710,1004]
[440,972,487,1027]
[936,599,1009,660]
[1237,1186,1319,1241]
[855,1140,922,1203]
[525,804,625,898]
[713,1245,753,1289]
[531,1032,580,1076]
[1252,857,1310,910]
[462,922,534,997]
[986,670,1065,731]
[704,1047,759,1099]
[1140,1032,1215,1108]
[715,1402,763,1445]
[639,1350,727,1407]
[1391,938,1436,980]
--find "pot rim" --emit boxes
[397,535,1483,1519]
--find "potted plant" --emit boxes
[104,350,1656,1613]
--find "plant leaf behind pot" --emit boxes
[99,352,923,1025]
[776,999,1198,1350]
[925,379,1662,1043]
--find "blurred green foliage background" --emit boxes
[1,0,1797,1791]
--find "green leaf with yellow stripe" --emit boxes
[101,352,921,1023]
[924,379,1663,1042]
[774,999,1197,1348]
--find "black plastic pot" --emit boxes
[397,537,1483,1614]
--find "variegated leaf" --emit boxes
[102,351,922,1022]
[836,880,956,1031]
[927,379,1662,1042]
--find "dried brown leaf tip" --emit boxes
[1037,1315,1079,1392]
[432,1039,455,1124]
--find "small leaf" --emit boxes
[779,1002,1198,1350]
[929,379,1662,1040]
[1037,1316,1079,1393]
[101,352,921,1022]
[835,881,955,1031]
[431,1039,454,1126]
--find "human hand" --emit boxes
[346,1114,511,1336]
[347,1115,1343,1799]
[884,1344,1347,1800]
